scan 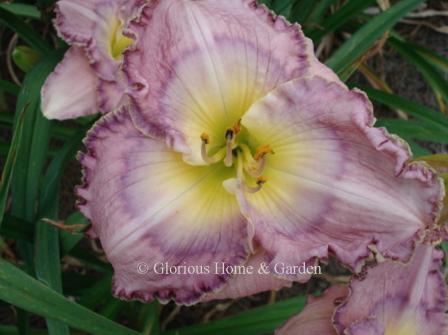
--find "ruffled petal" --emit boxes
[97,79,124,113]
[236,76,444,272]
[334,244,448,335]
[88,0,144,80]
[54,0,101,44]
[276,285,348,335]
[201,249,293,301]
[124,0,329,165]
[55,0,144,80]
[76,105,251,304]
[41,46,98,120]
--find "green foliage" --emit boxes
[162,296,306,335]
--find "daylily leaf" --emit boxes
[389,36,448,113]
[326,0,424,76]
[390,32,448,73]
[0,104,26,227]
[162,296,306,335]
[0,79,20,95]
[306,0,375,42]
[359,86,448,131]
[0,7,50,54]
[0,258,139,335]
[0,3,41,19]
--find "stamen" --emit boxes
[201,133,225,164]
[224,129,234,167]
[243,176,267,193]
[240,144,268,178]
[232,119,242,135]
[254,144,274,161]
[200,132,210,144]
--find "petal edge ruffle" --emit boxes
[236,76,444,273]
[76,105,252,304]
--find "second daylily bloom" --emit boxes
[75,0,444,304]
[276,285,349,335]
[41,0,145,120]
[278,244,447,335]
[335,244,447,335]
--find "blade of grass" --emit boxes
[163,296,306,335]
[390,32,448,73]
[59,212,88,255]
[376,119,448,143]
[11,50,63,223]
[326,0,424,76]
[0,215,33,242]
[138,302,160,335]
[0,7,50,54]
[0,105,27,227]
[0,79,20,95]
[289,0,315,23]
[34,84,87,335]
[0,3,41,19]
[35,217,70,335]
[77,274,114,309]
[306,0,337,24]
[388,36,448,113]
[356,86,448,131]
[0,326,48,335]
[100,298,127,320]
[10,50,63,335]
[271,0,298,16]
[0,258,139,335]
[306,0,375,42]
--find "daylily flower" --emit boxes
[41,0,145,120]
[276,285,349,335]
[75,0,444,304]
[277,244,447,335]
[335,244,447,335]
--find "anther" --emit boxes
[200,132,209,144]
[232,119,242,135]
[225,129,234,140]
[240,144,269,178]
[224,129,234,167]
[254,144,274,161]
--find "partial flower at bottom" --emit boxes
[335,244,447,335]
[277,244,447,335]
[276,285,348,335]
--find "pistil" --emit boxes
[200,129,268,194]
[243,176,268,193]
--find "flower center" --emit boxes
[200,120,274,193]
[109,18,134,60]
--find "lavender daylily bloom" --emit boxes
[72,0,444,304]
[276,285,349,335]
[335,244,447,335]
[41,0,145,120]
[278,244,447,335]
